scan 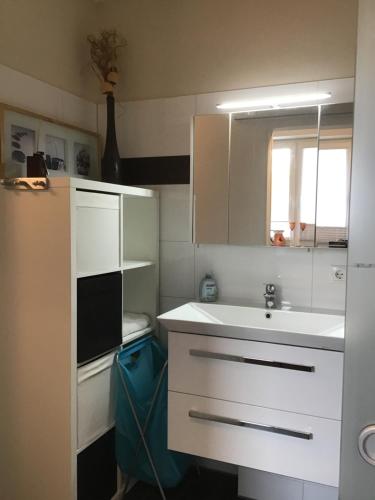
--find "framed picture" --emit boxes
[11,125,35,166]
[45,135,66,175]
[0,104,100,180]
[74,143,91,178]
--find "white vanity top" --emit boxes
[158,302,345,351]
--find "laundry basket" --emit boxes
[115,335,191,492]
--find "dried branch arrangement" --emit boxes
[87,29,126,94]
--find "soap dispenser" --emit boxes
[199,273,218,303]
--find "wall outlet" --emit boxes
[331,266,346,282]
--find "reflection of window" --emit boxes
[270,135,318,245]
[269,131,351,246]
[315,139,351,245]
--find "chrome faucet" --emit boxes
[264,283,277,309]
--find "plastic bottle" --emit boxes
[199,273,218,302]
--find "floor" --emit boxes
[123,467,239,500]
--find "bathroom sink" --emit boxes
[158,302,345,351]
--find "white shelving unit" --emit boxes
[122,260,154,271]
[0,177,159,500]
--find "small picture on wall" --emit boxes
[74,143,91,177]
[45,135,66,172]
[11,125,35,164]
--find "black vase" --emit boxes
[101,93,121,183]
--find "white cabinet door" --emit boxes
[168,332,343,419]
[76,191,120,276]
[193,114,230,244]
[168,391,341,487]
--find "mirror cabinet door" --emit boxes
[315,103,353,248]
[230,107,320,247]
[193,114,230,244]
[229,115,270,245]
[192,104,352,248]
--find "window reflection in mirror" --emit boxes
[193,102,352,248]
[268,103,353,247]
[270,127,318,246]
[315,103,353,248]
[230,106,319,246]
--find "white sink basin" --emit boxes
[158,302,345,351]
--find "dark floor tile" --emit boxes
[123,467,238,500]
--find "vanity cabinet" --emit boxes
[167,331,343,490]
[0,177,159,500]
[169,332,343,420]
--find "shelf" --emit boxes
[122,260,154,271]
[121,327,153,346]
[77,267,122,279]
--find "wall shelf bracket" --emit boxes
[1,177,49,190]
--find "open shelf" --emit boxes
[122,195,158,264]
[122,260,154,271]
[121,327,153,347]
[77,267,122,279]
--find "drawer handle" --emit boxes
[189,410,313,440]
[189,349,315,373]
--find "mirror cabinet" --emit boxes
[192,103,353,248]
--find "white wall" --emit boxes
[0,64,97,132]
[94,0,357,102]
[157,185,347,314]
[99,80,351,319]
[0,0,98,103]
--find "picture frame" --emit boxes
[0,103,100,180]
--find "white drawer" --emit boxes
[168,332,343,419]
[77,351,115,451]
[76,191,120,276]
[168,391,341,487]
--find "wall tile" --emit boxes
[195,245,313,309]
[160,296,195,314]
[159,185,191,242]
[311,249,347,312]
[160,241,195,298]
[159,296,195,347]
[98,95,195,158]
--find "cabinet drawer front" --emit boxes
[77,352,115,451]
[168,392,341,487]
[168,332,343,419]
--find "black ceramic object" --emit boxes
[27,152,48,177]
[101,93,121,183]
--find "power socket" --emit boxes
[331,266,346,282]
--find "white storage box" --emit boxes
[76,191,120,276]
[77,351,116,451]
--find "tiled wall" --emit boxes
[97,84,350,321]
[156,184,347,320]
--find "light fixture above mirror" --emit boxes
[216,92,332,112]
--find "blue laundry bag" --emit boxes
[115,336,192,488]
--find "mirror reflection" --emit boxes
[193,103,353,248]
[315,103,353,248]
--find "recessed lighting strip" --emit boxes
[216,92,331,111]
